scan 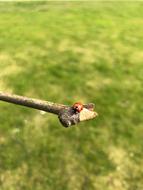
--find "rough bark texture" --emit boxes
[58,107,80,127]
[0,92,98,127]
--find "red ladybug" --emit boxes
[73,102,83,113]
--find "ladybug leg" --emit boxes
[73,108,79,114]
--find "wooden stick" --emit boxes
[0,92,98,127]
[0,92,67,114]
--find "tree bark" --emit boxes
[0,92,98,127]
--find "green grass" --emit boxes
[0,1,143,190]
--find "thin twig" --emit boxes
[0,92,67,114]
[0,92,98,127]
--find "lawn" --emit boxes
[0,1,143,190]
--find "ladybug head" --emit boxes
[73,102,83,113]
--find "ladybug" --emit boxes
[73,102,83,113]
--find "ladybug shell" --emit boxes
[73,102,83,113]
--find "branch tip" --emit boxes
[0,92,98,128]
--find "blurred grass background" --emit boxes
[0,1,143,190]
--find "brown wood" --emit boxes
[0,92,98,127]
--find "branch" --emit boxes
[0,92,98,127]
